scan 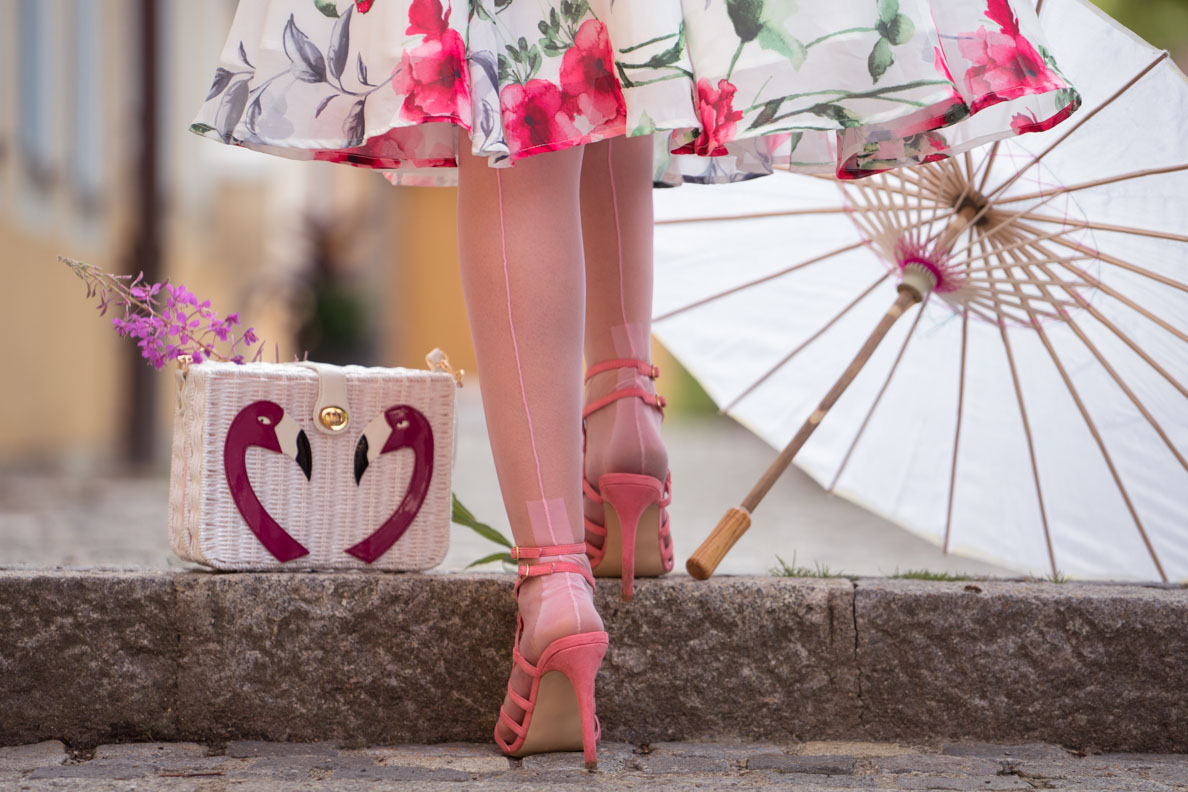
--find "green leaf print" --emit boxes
[726,0,764,43]
[809,102,863,128]
[748,97,784,130]
[471,2,495,23]
[757,25,806,69]
[500,36,544,84]
[313,0,338,18]
[878,13,914,45]
[631,110,657,136]
[868,36,893,81]
[867,0,915,82]
[559,0,590,26]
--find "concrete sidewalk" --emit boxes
[0,388,1015,578]
[4,739,1187,791]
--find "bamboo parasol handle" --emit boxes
[686,287,922,580]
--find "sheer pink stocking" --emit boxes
[456,145,603,746]
[579,135,668,552]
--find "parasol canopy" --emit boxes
[653,0,1188,582]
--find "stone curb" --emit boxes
[0,571,1183,751]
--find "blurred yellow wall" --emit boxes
[0,0,697,470]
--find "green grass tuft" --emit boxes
[770,551,846,578]
[890,569,978,581]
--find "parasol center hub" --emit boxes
[898,260,938,300]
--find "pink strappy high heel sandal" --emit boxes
[494,542,609,768]
[582,359,675,601]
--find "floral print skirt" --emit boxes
[190,0,1081,186]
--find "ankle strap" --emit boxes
[582,387,666,421]
[510,542,588,560]
[584,358,659,383]
[516,560,595,589]
[511,544,596,595]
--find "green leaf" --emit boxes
[725,0,764,43]
[472,2,494,22]
[879,13,914,46]
[786,130,803,153]
[757,24,806,69]
[189,123,217,136]
[809,101,863,127]
[631,110,657,136]
[314,0,339,18]
[451,493,513,548]
[867,36,893,82]
[465,551,515,569]
[876,0,899,24]
[748,97,784,130]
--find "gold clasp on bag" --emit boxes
[426,348,463,387]
[319,405,349,432]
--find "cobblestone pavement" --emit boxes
[2,740,1186,791]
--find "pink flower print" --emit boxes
[500,79,582,156]
[406,0,449,38]
[673,78,744,157]
[559,19,626,132]
[392,28,471,126]
[355,0,375,12]
[933,46,955,84]
[957,0,1060,108]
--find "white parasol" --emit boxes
[652,0,1188,582]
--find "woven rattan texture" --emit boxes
[167,362,455,571]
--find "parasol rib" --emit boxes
[1002,228,1188,403]
[1017,221,1188,295]
[964,294,1062,324]
[827,297,928,493]
[653,210,955,323]
[961,221,1091,265]
[999,322,1059,578]
[721,270,894,413]
[1007,266,1188,478]
[981,51,1169,206]
[943,305,969,553]
[976,140,1002,196]
[1016,213,1188,244]
[996,162,1188,205]
[653,238,866,322]
[1029,315,1169,582]
[978,221,1060,577]
[993,228,1171,581]
[655,206,882,226]
[944,50,1172,253]
[1013,220,1188,342]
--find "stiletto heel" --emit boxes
[543,639,608,768]
[598,473,664,601]
[495,542,609,766]
[582,359,675,600]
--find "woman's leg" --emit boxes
[455,144,601,745]
[579,134,668,550]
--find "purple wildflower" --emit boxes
[60,256,268,368]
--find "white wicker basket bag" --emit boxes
[167,351,459,571]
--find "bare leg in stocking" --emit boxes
[456,145,603,747]
[579,134,668,554]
